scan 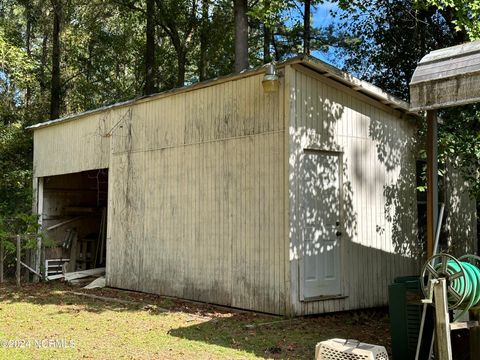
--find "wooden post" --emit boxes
[426,110,438,258]
[34,177,44,282]
[23,250,30,282]
[434,279,452,360]
[470,307,480,358]
[68,230,78,272]
[0,240,3,283]
[16,235,21,287]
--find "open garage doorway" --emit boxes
[41,169,108,276]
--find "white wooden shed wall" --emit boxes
[106,74,287,314]
[33,112,111,177]
[286,65,420,315]
[31,57,476,316]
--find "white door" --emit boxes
[301,151,342,298]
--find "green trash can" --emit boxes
[388,276,433,360]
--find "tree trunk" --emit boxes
[272,33,280,61]
[303,0,311,55]
[439,6,467,45]
[50,0,62,120]
[262,0,271,63]
[40,34,49,94]
[263,23,271,63]
[144,0,156,95]
[234,0,248,72]
[177,49,186,87]
[25,6,33,107]
[199,0,209,81]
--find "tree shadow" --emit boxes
[0,282,177,315]
[368,114,421,259]
[0,282,391,358]
[444,161,477,256]
[168,308,391,359]
[288,68,420,315]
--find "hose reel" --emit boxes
[420,253,480,320]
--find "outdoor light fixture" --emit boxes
[262,63,280,93]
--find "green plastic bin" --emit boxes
[388,276,433,360]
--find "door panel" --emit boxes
[301,151,342,298]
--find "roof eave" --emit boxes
[295,56,416,116]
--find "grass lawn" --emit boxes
[0,282,391,359]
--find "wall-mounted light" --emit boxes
[262,63,280,93]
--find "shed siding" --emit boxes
[288,66,420,315]
[33,113,111,177]
[106,73,287,314]
[445,163,478,256]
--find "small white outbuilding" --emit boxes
[29,56,476,315]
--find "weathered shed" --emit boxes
[29,55,476,315]
[410,40,480,259]
[410,40,480,111]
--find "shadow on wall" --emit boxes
[289,84,358,272]
[444,161,477,256]
[289,75,420,310]
[369,115,421,259]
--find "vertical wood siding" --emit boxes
[33,113,111,177]
[34,65,476,315]
[106,73,287,314]
[33,64,459,315]
[288,66,420,315]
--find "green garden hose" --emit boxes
[421,253,480,321]
[441,259,480,321]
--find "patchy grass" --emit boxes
[0,282,391,359]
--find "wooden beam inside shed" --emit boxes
[34,177,44,283]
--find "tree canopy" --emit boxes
[0,0,478,228]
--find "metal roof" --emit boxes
[410,40,480,111]
[28,55,414,131]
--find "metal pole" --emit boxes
[433,204,445,256]
[415,204,445,360]
[426,110,438,258]
[16,235,21,287]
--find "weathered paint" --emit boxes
[104,73,287,314]
[33,112,111,177]
[288,65,421,315]
[410,40,480,111]
[31,59,477,315]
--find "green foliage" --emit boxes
[332,0,480,201]
[248,0,295,28]
[0,0,478,241]
[439,106,480,200]
[331,0,458,99]
[0,123,32,216]
[0,212,53,271]
[14,212,53,249]
[0,29,35,124]
[61,1,146,111]
[419,0,480,39]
